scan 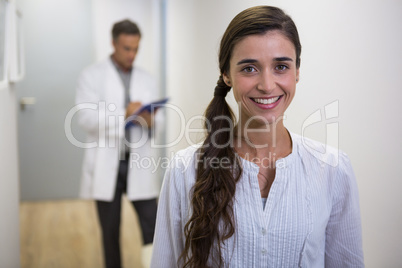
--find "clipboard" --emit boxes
[125,97,169,129]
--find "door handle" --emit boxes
[20,97,36,110]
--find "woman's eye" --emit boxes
[276,65,288,71]
[243,66,256,73]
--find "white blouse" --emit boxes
[151,132,364,267]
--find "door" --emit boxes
[16,0,93,200]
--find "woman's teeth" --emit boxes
[252,96,280,104]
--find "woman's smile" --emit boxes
[250,95,283,109]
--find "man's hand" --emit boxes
[125,101,142,119]
[126,101,154,128]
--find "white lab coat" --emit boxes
[75,58,162,201]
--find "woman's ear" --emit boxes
[296,69,300,83]
[222,73,232,87]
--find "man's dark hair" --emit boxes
[112,19,141,40]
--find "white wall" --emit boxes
[165,0,402,267]
[0,86,20,267]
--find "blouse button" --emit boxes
[261,228,266,235]
[261,248,267,255]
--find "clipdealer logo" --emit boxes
[64,100,341,167]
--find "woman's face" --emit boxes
[224,30,299,126]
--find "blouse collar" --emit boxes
[238,130,299,174]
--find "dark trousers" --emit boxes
[96,157,157,268]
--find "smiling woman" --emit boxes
[151,5,364,268]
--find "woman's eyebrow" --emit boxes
[237,57,293,65]
[236,58,257,65]
[274,57,293,62]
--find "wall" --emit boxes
[165,0,402,267]
[0,86,20,267]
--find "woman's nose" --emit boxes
[257,71,276,93]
